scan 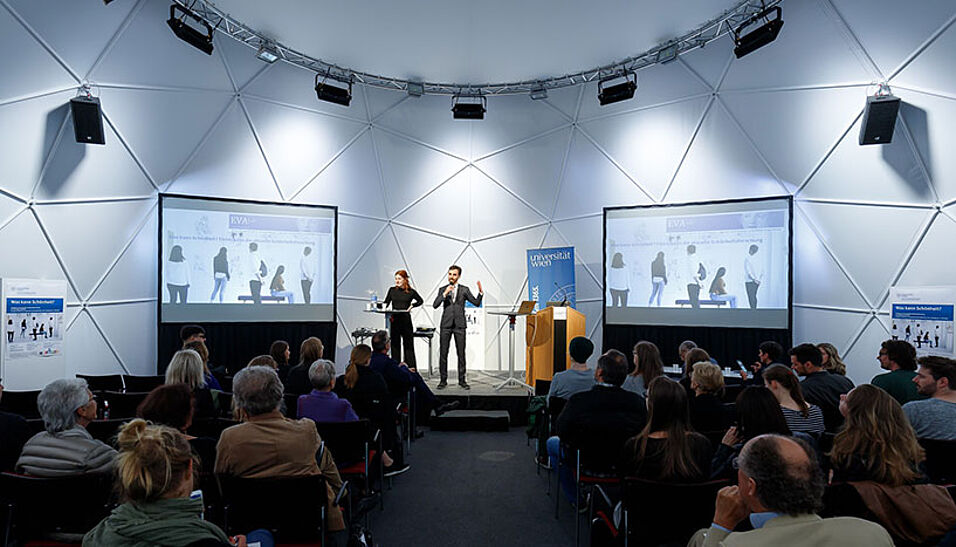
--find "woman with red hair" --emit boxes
[383,269,424,368]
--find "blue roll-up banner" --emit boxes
[527,247,576,312]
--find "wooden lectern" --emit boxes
[525,306,586,385]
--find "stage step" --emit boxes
[430,409,510,432]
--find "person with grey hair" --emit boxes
[689,434,892,546]
[215,366,347,537]
[16,378,116,477]
[678,340,697,363]
[165,349,216,420]
[296,359,359,423]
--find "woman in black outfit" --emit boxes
[209,247,229,302]
[383,269,423,368]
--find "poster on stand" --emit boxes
[527,247,576,312]
[1,278,68,389]
[888,286,955,357]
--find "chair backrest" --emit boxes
[548,396,567,435]
[189,418,239,440]
[85,418,130,444]
[96,391,149,419]
[721,384,744,403]
[919,438,956,484]
[282,393,300,417]
[121,375,165,393]
[535,379,552,397]
[217,474,327,541]
[0,390,41,419]
[0,472,114,542]
[313,419,372,467]
[622,477,731,546]
[76,374,124,392]
[211,391,233,418]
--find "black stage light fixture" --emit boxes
[70,93,106,145]
[859,89,901,145]
[598,72,637,106]
[167,3,214,55]
[733,6,783,59]
[407,81,425,97]
[256,41,280,63]
[314,73,352,107]
[451,94,486,119]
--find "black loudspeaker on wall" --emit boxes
[859,94,901,145]
[70,96,106,145]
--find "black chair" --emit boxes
[557,442,623,546]
[919,438,956,484]
[535,379,552,397]
[211,391,233,418]
[621,477,731,546]
[76,374,124,392]
[217,474,335,544]
[95,390,149,419]
[24,418,45,436]
[282,392,300,418]
[86,418,130,444]
[0,472,114,544]
[314,419,382,510]
[0,390,41,419]
[121,374,164,392]
[547,396,567,435]
[721,384,743,403]
[189,418,239,440]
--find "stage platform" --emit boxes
[424,371,532,427]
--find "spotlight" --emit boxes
[657,43,679,64]
[451,95,486,119]
[314,73,352,107]
[733,6,783,59]
[167,4,214,55]
[530,87,548,101]
[256,41,280,63]
[407,81,425,97]
[597,72,637,106]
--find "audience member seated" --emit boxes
[749,340,785,385]
[84,419,272,546]
[622,340,662,397]
[763,364,825,436]
[270,339,291,384]
[0,379,31,471]
[711,387,792,480]
[298,359,359,423]
[179,324,228,383]
[16,378,116,477]
[872,339,921,405]
[369,330,455,420]
[246,354,278,371]
[166,349,217,420]
[183,338,221,391]
[136,383,217,471]
[678,340,698,366]
[337,344,408,477]
[688,434,893,547]
[621,376,712,482]
[830,384,925,485]
[285,337,324,396]
[215,366,346,537]
[689,362,732,433]
[790,343,854,432]
[903,355,956,440]
[548,336,595,400]
[681,347,712,393]
[818,342,848,376]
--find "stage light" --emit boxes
[314,73,352,107]
[733,6,783,59]
[167,3,214,55]
[657,43,679,64]
[530,87,548,101]
[597,72,637,106]
[256,42,280,63]
[407,81,425,97]
[451,95,486,119]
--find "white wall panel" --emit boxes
[577,62,710,122]
[679,35,735,91]
[93,207,158,302]
[374,94,471,159]
[471,94,569,159]
[0,91,75,199]
[0,7,76,101]
[395,169,472,241]
[0,210,71,291]
[337,226,406,300]
[470,169,547,240]
[90,302,157,376]
[336,215,388,289]
[471,225,548,306]
[373,128,467,216]
[842,316,893,386]
[294,131,386,217]
[792,207,870,310]
[891,22,956,96]
[213,33,267,91]
[792,307,864,361]
[897,90,956,203]
[390,225,468,296]
[64,310,124,378]
[895,212,956,288]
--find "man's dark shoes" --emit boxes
[436,380,447,390]
[433,400,461,417]
[459,382,471,390]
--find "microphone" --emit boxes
[553,282,569,307]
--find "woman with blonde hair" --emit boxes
[623,340,663,397]
[830,384,925,486]
[688,361,732,433]
[182,339,221,390]
[818,342,847,375]
[285,336,325,395]
[165,349,216,420]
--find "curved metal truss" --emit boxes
[180,0,782,96]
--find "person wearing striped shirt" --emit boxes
[763,364,825,436]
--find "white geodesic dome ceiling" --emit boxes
[1,0,955,388]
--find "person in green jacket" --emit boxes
[872,340,922,406]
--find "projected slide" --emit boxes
[160,195,336,323]
[605,197,791,328]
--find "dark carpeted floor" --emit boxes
[369,428,577,546]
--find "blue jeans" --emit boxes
[270,289,295,303]
[648,280,664,306]
[210,276,227,302]
[547,436,577,503]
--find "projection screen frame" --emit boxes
[602,195,793,331]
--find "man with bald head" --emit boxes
[690,434,892,546]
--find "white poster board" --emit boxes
[888,286,955,357]
[1,278,68,389]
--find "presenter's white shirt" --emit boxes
[451,284,458,302]
[249,251,262,282]
[166,260,190,286]
[745,254,762,283]
[607,267,629,291]
[686,256,700,286]
[300,254,315,281]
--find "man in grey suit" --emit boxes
[433,265,483,390]
[689,434,892,546]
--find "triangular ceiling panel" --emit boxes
[94,207,158,302]
[373,93,471,159]
[337,215,387,282]
[0,195,24,230]
[470,169,547,240]
[373,127,467,216]
[35,199,154,300]
[242,60,367,122]
[832,0,956,78]
[891,18,956,95]
[577,60,711,121]
[842,316,892,385]
[471,94,569,158]
[34,114,156,201]
[91,0,232,91]
[475,127,569,217]
[721,86,864,188]
[64,310,123,377]
[7,0,136,79]
[542,85,582,121]
[294,130,387,217]
[792,207,869,310]
[472,225,548,305]
[393,168,471,241]
[799,201,930,306]
[553,130,651,220]
[337,225,406,299]
[895,212,956,288]
[666,101,783,203]
[0,90,74,199]
[366,86,409,122]
[441,246,502,309]
[679,35,735,91]
[98,86,232,187]
[0,6,76,102]
[895,90,956,204]
[582,96,710,201]
[215,34,267,91]
[167,102,280,201]
[90,302,157,376]
[243,98,368,199]
[720,0,876,91]
[391,224,468,298]
[333,304,362,363]
[792,307,865,358]
[800,115,934,205]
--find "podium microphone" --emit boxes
[553,282,570,307]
